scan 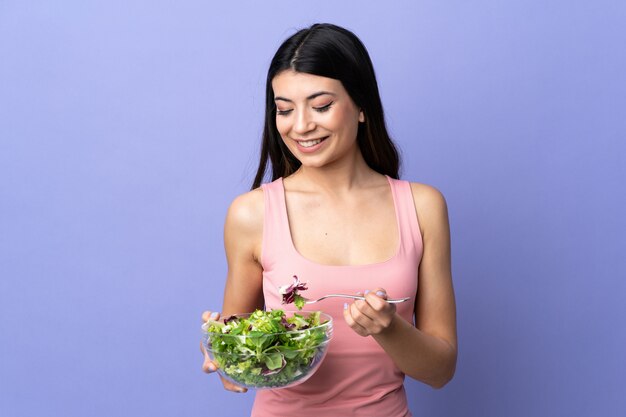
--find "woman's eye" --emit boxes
[276,109,293,116]
[314,102,333,112]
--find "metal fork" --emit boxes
[304,294,411,304]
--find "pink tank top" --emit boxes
[253,175,422,417]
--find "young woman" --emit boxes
[201,23,457,417]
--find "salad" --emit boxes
[205,309,331,388]
[279,275,308,310]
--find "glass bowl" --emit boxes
[201,310,333,390]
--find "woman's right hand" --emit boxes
[200,311,248,393]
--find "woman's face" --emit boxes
[272,70,364,169]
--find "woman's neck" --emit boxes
[287,151,383,196]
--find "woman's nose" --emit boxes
[293,109,315,134]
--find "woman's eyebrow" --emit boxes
[274,91,336,103]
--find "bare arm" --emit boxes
[220,189,265,316]
[201,188,265,392]
[343,184,457,388]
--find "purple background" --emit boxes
[1,1,625,416]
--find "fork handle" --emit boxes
[386,297,412,304]
[312,294,411,303]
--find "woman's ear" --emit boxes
[359,109,365,123]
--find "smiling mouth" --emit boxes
[296,136,329,148]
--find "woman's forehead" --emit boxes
[272,70,343,99]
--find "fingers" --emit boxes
[220,376,248,393]
[358,288,393,313]
[372,287,388,300]
[200,341,217,372]
[201,311,220,373]
[202,311,220,323]
[365,288,395,313]
[357,289,390,314]
[201,310,220,371]
[343,302,369,337]
[200,350,248,394]
[344,288,396,336]
[201,350,248,393]
[200,310,247,393]
[202,311,211,322]
[353,291,377,323]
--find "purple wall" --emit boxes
[1,1,625,416]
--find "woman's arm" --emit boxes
[201,188,265,393]
[221,188,266,316]
[343,183,457,388]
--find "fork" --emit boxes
[304,294,411,304]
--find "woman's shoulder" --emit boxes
[225,187,264,234]
[406,181,449,227]
[407,181,446,205]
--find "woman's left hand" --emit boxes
[343,288,397,337]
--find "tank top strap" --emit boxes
[260,178,291,269]
[386,176,423,257]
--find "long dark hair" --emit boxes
[252,23,400,189]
